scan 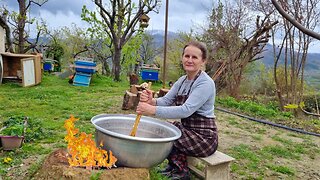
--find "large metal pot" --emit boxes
[91,114,181,168]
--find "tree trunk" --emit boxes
[113,46,122,81]
[18,0,27,53]
[101,59,110,76]
[0,13,14,52]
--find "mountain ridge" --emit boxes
[147,30,320,87]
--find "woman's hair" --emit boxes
[182,41,208,60]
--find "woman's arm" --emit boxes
[156,77,184,106]
[156,76,215,119]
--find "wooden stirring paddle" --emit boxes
[129,82,151,137]
[129,114,142,137]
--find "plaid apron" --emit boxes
[168,71,218,173]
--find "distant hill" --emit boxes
[146,30,179,48]
[260,44,320,71]
[260,44,320,87]
[147,31,320,87]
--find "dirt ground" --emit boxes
[32,149,149,180]
[2,110,320,179]
[215,111,320,180]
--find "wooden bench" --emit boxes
[187,151,235,180]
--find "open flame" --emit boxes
[64,115,117,169]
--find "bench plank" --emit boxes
[187,151,235,180]
[199,151,235,166]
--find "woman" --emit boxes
[136,41,218,180]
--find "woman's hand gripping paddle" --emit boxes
[129,82,151,137]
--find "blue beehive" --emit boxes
[141,66,160,81]
[74,60,96,74]
[73,73,92,87]
[141,69,159,81]
[43,62,53,71]
[73,60,96,87]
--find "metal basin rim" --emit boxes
[91,114,181,142]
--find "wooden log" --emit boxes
[158,88,169,97]
[133,92,141,110]
[122,90,138,110]
[130,85,139,94]
[129,73,139,85]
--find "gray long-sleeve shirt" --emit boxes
[155,71,216,119]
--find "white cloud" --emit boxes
[39,10,87,29]
[146,0,211,32]
[2,0,319,53]
[26,9,90,38]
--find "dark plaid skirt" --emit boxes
[172,113,218,157]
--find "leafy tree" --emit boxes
[121,32,143,76]
[135,32,160,74]
[139,32,159,64]
[43,25,90,68]
[81,0,160,81]
[0,0,48,53]
[154,32,194,82]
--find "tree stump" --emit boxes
[122,91,138,110]
[158,88,169,97]
[129,73,139,85]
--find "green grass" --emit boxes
[0,74,319,179]
[0,74,131,178]
[261,145,301,160]
[216,96,320,134]
[228,133,320,179]
[227,117,240,126]
[227,139,318,178]
[27,156,46,178]
[266,164,295,175]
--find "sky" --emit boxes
[2,0,212,33]
[1,0,319,53]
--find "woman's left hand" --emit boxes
[136,102,156,116]
[140,89,153,104]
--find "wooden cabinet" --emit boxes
[0,53,42,87]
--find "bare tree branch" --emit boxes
[271,0,320,40]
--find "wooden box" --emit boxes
[0,52,42,87]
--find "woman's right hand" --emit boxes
[136,102,156,116]
[140,89,153,104]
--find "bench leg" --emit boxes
[205,162,231,180]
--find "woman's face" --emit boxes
[182,45,205,73]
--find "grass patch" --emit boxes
[266,164,295,175]
[0,75,130,178]
[216,96,320,135]
[262,145,300,160]
[227,117,240,126]
[27,156,46,178]
[90,171,103,180]
[229,143,302,178]
[271,135,294,145]
[216,97,293,119]
[251,134,263,141]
